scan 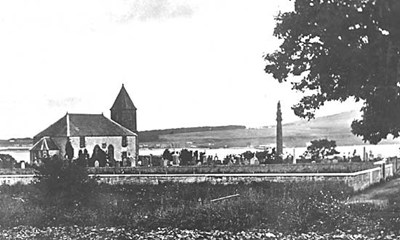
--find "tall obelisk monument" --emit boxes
[276,101,283,159]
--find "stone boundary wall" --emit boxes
[0,162,383,175]
[87,162,375,175]
[0,164,391,191]
[94,165,392,191]
[0,174,36,185]
[0,169,35,174]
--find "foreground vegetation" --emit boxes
[0,180,399,235]
[1,156,399,238]
[0,180,351,231]
[2,226,399,240]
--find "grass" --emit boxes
[0,181,383,233]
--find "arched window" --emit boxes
[108,145,115,161]
[80,136,86,148]
[122,136,128,147]
[91,145,106,167]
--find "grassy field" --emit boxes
[0,179,400,239]
[0,181,397,234]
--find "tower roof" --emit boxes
[111,84,136,110]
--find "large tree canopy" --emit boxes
[265,0,400,144]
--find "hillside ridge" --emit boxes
[139,111,400,148]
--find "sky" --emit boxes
[0,0,362,139]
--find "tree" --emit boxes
[265,0,400,144]
[304,139,340,161]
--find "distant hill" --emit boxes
[280,111,363,147]
[0,138,32,148]
[139,111,400,148]
[4,111,400,149]
[139,125,246,142]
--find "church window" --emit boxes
[80,136,86,148]
[108,145,115,161]
[122,136,128,147]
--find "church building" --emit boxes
[30,85,138,166]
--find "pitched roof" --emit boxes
[110,84,136,110]
[34,113,137,139]
[31,137,60,151]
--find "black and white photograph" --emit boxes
[0,0,400,239]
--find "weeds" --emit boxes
[0,181,374,233]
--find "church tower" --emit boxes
[110,84,137,133]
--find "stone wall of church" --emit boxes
[52,136,137,161]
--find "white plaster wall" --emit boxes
[69,136,137,161]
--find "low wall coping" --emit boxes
[0,174,35,178]
[92,166,383,178]
[0,165,386,179]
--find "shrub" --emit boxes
[304,139,340,161]
[0,154,17,168]
[179,149,192,165]
[162,149,172,161]
[34,155,98,207]
[242,151,254,160]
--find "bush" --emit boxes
[0,154,17,168]
[34,155,98,207]
[304,139,340,161]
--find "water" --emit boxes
[0,148,30,163]
[140,144,400,159]
[2,144,399,164]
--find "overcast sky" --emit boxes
[0,0,361,139]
